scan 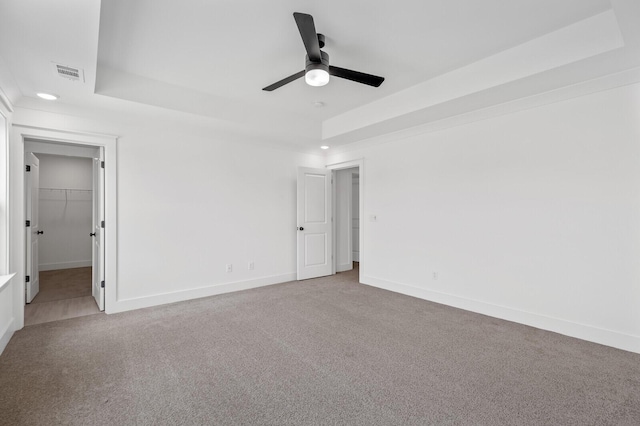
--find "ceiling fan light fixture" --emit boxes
[305,51,330,87]
[305,66,330,87]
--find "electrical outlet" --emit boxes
[226,264,233,273]
[432,272,438,280]
[248,261,254,270]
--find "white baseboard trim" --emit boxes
[362,275,640,354]
[39,261,92,271]
[0,318,15,356]
[352,252,360,262]
[108,273,297,314]
[337,262,353,273]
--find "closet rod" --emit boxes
[39,187,93,192]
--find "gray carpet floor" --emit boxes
[31,267,92,304]
[1,267,639,425]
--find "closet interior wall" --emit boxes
[37,154,93,271]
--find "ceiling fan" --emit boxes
[262,12,385,91]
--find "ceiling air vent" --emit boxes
[53,63,84,82]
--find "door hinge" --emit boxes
[101,161,105,169]
[25,275,30,283]
[25,165,31,172]
[26,220,31,227]
[101,280,105,288]
[101,220,105,228]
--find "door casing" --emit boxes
[11,125,117,329]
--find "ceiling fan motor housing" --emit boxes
[305,50,330,74]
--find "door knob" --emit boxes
[297,227,304,231]
[36,230,43,235]
[90,232,96,237]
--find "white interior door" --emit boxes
[25,152,40,303]
[297,167,333,280]
[92,155,105,311]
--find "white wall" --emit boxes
[9,106,324,316]
[0,276,13,353]
[328,82,640,353]
[0,100,9,274]
[37,154,93,271]
[0,94,14,354]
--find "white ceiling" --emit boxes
[1,0,639,151]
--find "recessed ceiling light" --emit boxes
[320,145,330,150]
[37,93,58,101]
[312,101,325,108]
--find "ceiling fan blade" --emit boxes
[262,70,305,91]
[329,66,385,87]
[293,12,321,62]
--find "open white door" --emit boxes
[91,155,105,311]
[25,152,40,303]
[297,167,333,280]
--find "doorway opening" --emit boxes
[333,167,360,274]
[329,159,364,283]
[24,141,104,326]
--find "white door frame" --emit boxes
[326,158,364,282]
[10,125,117,328]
